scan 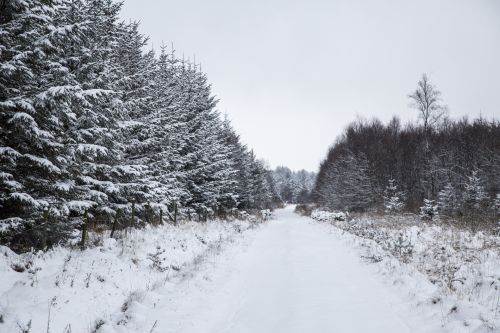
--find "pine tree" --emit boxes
[0,0,84,247]
[0,0,281,250]
[420,199,438,221]
[463,170,488,211]
[63,0,124,219]
[383,178,405,213]
[437,183,457,217]
[320,152,373,211]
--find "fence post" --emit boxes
[110,212,118,238]
[173,202,178,226]
[81,209,88,249]
[159,208,163,225]
[131,200,136,229]
[41,207,49,249]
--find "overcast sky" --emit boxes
[120,0,500,172]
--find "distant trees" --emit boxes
[408,74,448,136]
[0,0,280,251]
[318,152,372,211]
[272,167,316,204]
[315,116,500,219]
[314,76,499,229]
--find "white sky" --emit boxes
[120,0,500,172]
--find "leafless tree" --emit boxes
[408,74,448,135]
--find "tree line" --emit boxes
[314,75,500,228]
[0,0,281,251]
[271,166,316,203]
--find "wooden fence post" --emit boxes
[173,202,178,226]
[110,213,118,238]
[41,207,49,249]
[159,208,163,225]
[81,209,88,249]
[131,200,136,228]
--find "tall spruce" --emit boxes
[0,0,280,251]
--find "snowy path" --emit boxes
[146,207,419,333]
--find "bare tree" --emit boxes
[408,74,448,135]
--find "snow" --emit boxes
[311,209,500,332]
[143,206,417,333]
[66,200,96,213]
[8,112,35,123]
[0,218,23,233]
[10,192,39,207]
[1,207,497,332]
[112,164,145,176]
[36,85,79,100]
[54,180,74,192]
[311,209,347,221]
[0,146,21,158]
[117,120,143,129]
[76,143,108,156]
[79,176,120,193]
[82,89,114,98]
[0,62,17,73]
[23,154,61,173]
[0,219,255,332]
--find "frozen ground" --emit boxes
[312,209,500,332]
[1,206,497,332]
[148,206,424,333]
[0,219,256,333]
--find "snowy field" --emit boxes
[0,219,258,333]
[1,207,499,332]
[312,210,500,332]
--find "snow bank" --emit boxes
[311,211,500,332]
[311,209,347,221]
[0,219,258,332]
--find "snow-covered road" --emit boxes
[148,207,421,333]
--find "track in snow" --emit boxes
[149,206,418,333]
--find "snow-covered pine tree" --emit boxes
[271,167,315,203]
[134,44,188,213]
[383,178,405,213]
[235,149,256,210]
[61,0,124,221]
[437,183,457,217]
[463,170,488,211]
[462,170,489,230]
[271,166,295,203]
[419,199,438,221]
[218,116,247,212]
[175,62,235,218]
[293,170,315,203]
[112,21,165,217]
[1,0,281,250]
[0,0,88,248]
[322,152,373,211]
[246,155,271,209]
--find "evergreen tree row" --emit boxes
[0,0,279,250]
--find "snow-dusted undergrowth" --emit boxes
[0,219,259,332]
[312,210,500,332]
